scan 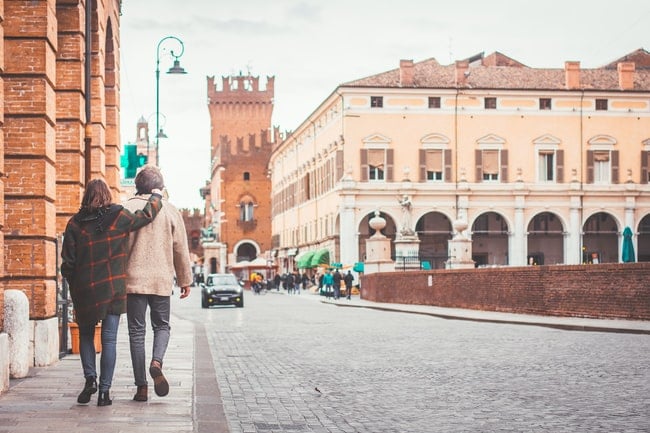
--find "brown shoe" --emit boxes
[133,384,148,402]
[149,360,169,397]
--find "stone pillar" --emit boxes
[363,212,395,274]
[0,334,9,394]
[568,195,582,264]
[3,290,30,378]
[447,220,475,269]
[512,196,526,266]
[339,177,358,270]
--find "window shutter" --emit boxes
[556,149,564,183]
[586,150,594,184]
[336,150,343,182]
[500,149,508,182]
[475,149,482,182]
[386,149,394,181]
[360,149,368,181]
[444,149,452,182]
[611,150,619,184]
[419,149,426,181]
[641,151,649,184]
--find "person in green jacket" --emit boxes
[61,178,163,406]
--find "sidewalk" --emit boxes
[320,295,650,334]
[0,315,197,433]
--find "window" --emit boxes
[239,201,254,221]
[243,172,250,181]
[593,151,611,183]
[595,99,608,111]
[538,150,555,181]
[424,150,443,181]
[370,96,383,108]
[482,150,499,181]
[367,149,385,180]
[428,97,441,109]
[539,98,552,110]
[484,97,497,109]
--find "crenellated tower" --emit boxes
[203,74,277,274]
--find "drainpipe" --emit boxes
[84,0,93,185]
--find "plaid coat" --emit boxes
[61,194,162,325]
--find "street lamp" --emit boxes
[155,35,187,166]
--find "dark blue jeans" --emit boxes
[79,313,120,392]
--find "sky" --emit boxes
[119,0,650,209]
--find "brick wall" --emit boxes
[0,0,5,328]
[3,0,58,320]
[361,263,650,320]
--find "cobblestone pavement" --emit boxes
[175,290,650,433]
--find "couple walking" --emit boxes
[61,166,193,406]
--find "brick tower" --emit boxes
[203,74,278,274]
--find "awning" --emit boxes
[296,251,315,269]
[309,249,330,267]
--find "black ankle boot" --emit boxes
[77,377,97,404]
[97,390,112,406]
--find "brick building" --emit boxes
[201,74,280,277]
[1,0,123,389]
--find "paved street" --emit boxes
[176,290,650,433]
[1,287,648,433]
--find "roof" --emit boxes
[341,49,650,91]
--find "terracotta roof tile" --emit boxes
[342,49,650,91]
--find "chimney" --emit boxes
[564,61,581,89]
[399,59,414,87]
[617,62,635,90]
[455,60,469,86]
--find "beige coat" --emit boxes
[123,195,193,295]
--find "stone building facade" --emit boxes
[269,49,650,275]
[1,0,123,391]
[202,75,279,277]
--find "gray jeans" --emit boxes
[127,294,171,386]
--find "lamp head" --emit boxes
[167,59,187,74]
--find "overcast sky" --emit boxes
[119,0,650,209]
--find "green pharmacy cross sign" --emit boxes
[120,144,147,179]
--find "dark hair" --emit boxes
[80,179,113,212]
[134,165,165,195]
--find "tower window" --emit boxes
[243,172,250,181]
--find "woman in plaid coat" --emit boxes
[61,179,163,406]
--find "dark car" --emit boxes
[201,273,244,308]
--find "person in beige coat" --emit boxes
[123,165,193,402]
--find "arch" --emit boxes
[233,240,260,262]
[582,211,619,263]
[470,211,510,266]
[357,211,397,262]
[420,133,450,146]
[637,214,650,261]
[415,211,453,269]
[526,211,565,265]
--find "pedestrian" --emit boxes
[286,272,295,294]
[301,272,309,293]
[322,270,334,298]
[294,270,301,294]
[344,270,354,300]
[333,269,342,300]
[61,179,163,406]
[273,273,281,291]
[123,166,193,402]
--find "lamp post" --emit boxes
[155,35,187,166]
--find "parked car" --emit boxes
[201,273,244,308]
